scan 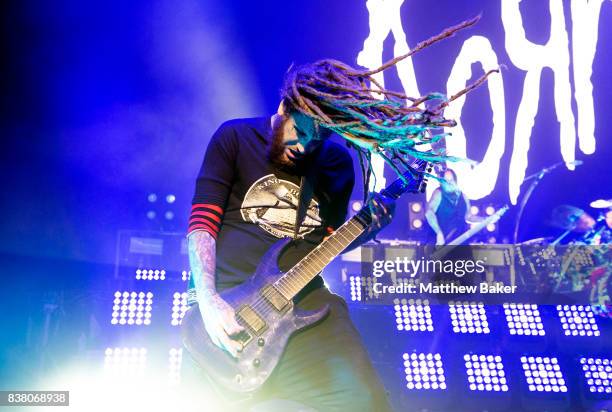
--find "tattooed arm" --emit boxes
[188,230,244,357]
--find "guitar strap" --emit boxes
[293,163,319,239]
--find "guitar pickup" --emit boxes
[260,285,291,313]
[236,305,267,335]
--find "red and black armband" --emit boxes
[187,203,224,239]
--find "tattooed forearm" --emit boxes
[188,230,217,302]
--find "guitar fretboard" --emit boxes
[273,216,366,299]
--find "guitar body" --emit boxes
[181,238,330,394]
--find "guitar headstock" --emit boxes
[380,158,433,200]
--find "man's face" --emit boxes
[270,112,322,166]
[441,170,458,192]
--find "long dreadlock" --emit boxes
[279,16,497,194]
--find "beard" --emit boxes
[268,114,321,173]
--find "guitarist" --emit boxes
[425,168,471,245]
[183,98,394,410]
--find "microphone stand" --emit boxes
[512,161,568,244]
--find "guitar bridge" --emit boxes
[236,305,267,335]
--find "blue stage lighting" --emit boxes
[580,358,612,394]
[557,305,600,337]
[111,291,153,326]
[171,292,189,326]
[103,347,147,377]
[135,268,166,281]
[503,303,545,336]
[449,301,490,334]
[168,348,183,385]
[403,353,447,390]
[181,270,191,281]
[464,354,508,392]
[394,298,433,332]
[349,275,362,301]
[520,356,567,393]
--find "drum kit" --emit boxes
[518,198,611,317]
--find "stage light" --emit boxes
[182,270,191,281]
[486,223,496,232]
[103,347,147,378]
[464,354,508,392]
[470,205,480,215]
[449,301,490,334]
[520,356,567,393]
[135,269,166,281]
[580,358,612,394]
[111,291,153,326]
[557,305,600,337]
[147,193,157,203]
[349,276,362,302]
[171,292,189,326]
[164,211,175,221]
[487,236,497,244]
[485,206,495,216]
[393,298,433,332]
[166,194,176,204]
[403,352,447,390]
[408,202,425,231]
[352,201,363,212]
[146,211,156,220]
[168,348,183,385]
[503,303,545,336]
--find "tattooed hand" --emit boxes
[365,192,395,230]
[198,291,245,358]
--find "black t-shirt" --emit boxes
[434,187,468,241]
[186,117,354,302]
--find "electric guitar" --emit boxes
[433,205,509,259]
[181,159,431,394]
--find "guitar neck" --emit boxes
[273,214,367,300]
[273,160,429,300]
[433,206,508,259]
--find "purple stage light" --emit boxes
[580,358,612,394]
[557,305,600,337]
[103,347,147,378]
[449,301,490,334]
[349,276,362,301]
[171,292,189,326]
[135,268,166,281]
[464,354,508,392]
[503,303,545,336]
[394,298,433,332]
[168,348,183,385]
[520,356,567,393]
[111,291,153,326]
[403,352,447,390]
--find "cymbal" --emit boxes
[519,237,552,245]
[590,199,612,209]
[548,205,585,230]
